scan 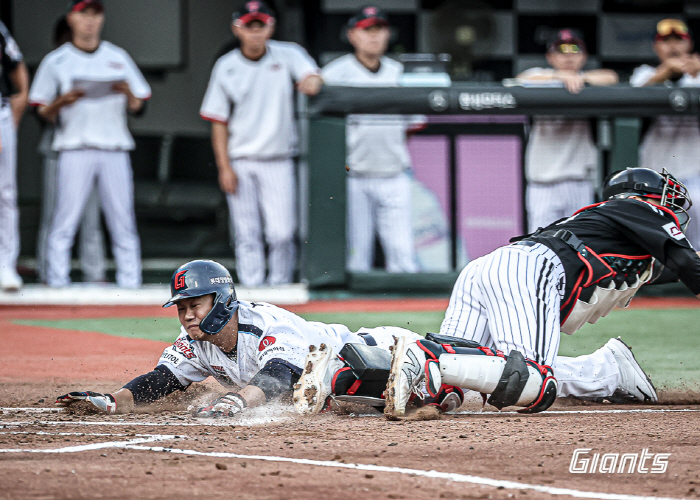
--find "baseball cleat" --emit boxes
[293,343,344,415]
[384,335,427,418]
[605,337,658,403]
[0,269,22,292]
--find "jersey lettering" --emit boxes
[259,336,276,351]
[173,338,196,359]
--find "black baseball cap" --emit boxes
[347,5,390,30]
[547,29,586,53]
[233,1,275,27]
[69,0,104,13]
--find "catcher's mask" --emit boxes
[603,167,692,231]
[163,260,239,335]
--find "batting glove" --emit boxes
[194,392,246,418]
[55,391,117,414]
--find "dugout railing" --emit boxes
[301,84,696,290]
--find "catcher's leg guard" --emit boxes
[438,345,558,413]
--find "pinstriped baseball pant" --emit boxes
[440,242,621,398]
[347,172,418,273]
[46,149,141,288]
[226,158,296,286]
[0,105,18,273]
[526,180,594,233]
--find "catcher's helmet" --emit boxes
[603,168,692,230]
[163,260,238,335]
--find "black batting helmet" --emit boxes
[603,168,692,230]
[163,260,239,335]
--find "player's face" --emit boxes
[233,20,274,49]
[348,25,391,58]
[654,37,693,61]
[546,51,587,72]
[176,295,215,341]
[67,7,105,40]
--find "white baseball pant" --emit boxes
[37,148,106,283]
[46,149,141,288]
[526,180,594,233]
[680,175,700,250]
[226,158,296,286]
[0,104,18,274]
[347,172,418,273]
[440,241,621,398]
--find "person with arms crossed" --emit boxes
[29,0,150,288]
[0,19,28,291]
[200,1,322,287]
[321,6,419,273]
[385,168,699,417]
[518,29,618,232]
[631,18,700,249]
[54,259,463,416]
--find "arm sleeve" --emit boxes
[123,365,187,404]
[122,51,151,99]
[200,61,231,124]
[288,44,319,82]
[248,358,303,400]
[662,243,700,294]
[29,58,58,106]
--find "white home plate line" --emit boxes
[0,434,177,454]
[453,408,700,415]
[123,445,685,500]
[0,407,63,413]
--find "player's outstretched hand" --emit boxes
[55,391,117,414]
[193,392,246,418]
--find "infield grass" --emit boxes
[14,307,700,387]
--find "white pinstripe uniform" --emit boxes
[322,54,419,273]
[200,41,319,286]
[440,241,622,398]
[521,68,596,233]
[631,64,700,249]
[29,41,151,288]
[0,21,23,285]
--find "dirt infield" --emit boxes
[2,298,699,499]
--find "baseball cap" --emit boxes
[547,29,586,54]
[655,18,691,41]
[233,1,275,27]
[347,5,390,30]
[69,0,104,13]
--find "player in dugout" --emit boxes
[54,260,465,416]
[383,168,700,418]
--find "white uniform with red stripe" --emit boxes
[29,41,151,288]
[321,54,420,272]
[200,41,319,286]
[156,300,417,390]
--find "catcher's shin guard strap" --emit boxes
[488,350,530,410]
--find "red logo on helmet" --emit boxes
[363,6,378,16]
[247,1,261,12]
[259,336,276,351]
[174,270,187,290]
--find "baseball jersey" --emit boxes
[526,198,700,319]
[0,21,22,98]
[322,54,421,177]
[156,300,358,389]
[28,41,151,151]
[631,64,700,179]
[200,40,319,160]
[520,68,597,183]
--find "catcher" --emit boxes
[384,167,700,418]
[54,259,463,416]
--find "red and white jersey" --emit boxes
[200,40,318,160]
[519,67,597,183]
[156,300,361,390]
[29,42,151,151]
[631,64,700,178]
[322,54,422,176]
